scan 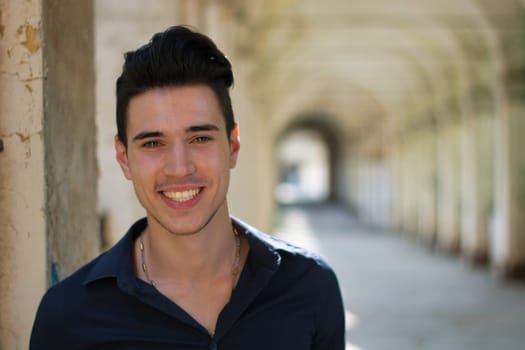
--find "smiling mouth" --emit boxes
[162,188,201,202]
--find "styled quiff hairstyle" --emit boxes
[116,25,235,146]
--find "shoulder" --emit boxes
[30,219,144,348]
[246,225,346,346]
[234,217,339,292]
[271,233,340,295]
[33,252,107,325]
[261,230,334,274]
[29,254,106,349]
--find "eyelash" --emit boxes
[192,136,212,144]
[142,140,162,148]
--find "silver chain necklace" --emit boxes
[139,227,241,291]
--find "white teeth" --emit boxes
[163,189,200,202]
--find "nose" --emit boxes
[163,142,195,177]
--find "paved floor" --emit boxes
[273,204,525,350]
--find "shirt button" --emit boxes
[208,341,217,350]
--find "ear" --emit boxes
[115,135,132,180]
[229,124,240,168]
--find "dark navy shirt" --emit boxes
[30,217,345,349]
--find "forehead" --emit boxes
[126,85,224,132]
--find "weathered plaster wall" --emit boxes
[43,0,100,280]
[0,1,46,349]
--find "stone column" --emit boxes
[492,79,525,277]
[416,124,438,244]
[460,86,494,264]
[436,111,461,252]
[490,15,525,277]
[394,135,420,235]
[43,0,100,281]
[506,100,525,275]
[0,1,99,348]
[389,138,404,231]
[0,1,46,349]
[228,56,272,230]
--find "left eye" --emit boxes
[192,136,212,144]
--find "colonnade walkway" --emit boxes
[273,204,525,350]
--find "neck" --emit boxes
[137,212,238,284]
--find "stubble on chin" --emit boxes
[148,197,227,236]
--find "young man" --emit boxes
[30,26,345,349]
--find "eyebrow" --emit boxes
[131,124,220,143]
[186,124,220,133]
[132,131,163,142]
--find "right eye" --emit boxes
[142,140,162,148]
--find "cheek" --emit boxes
[193,146,229,167]
[128,154,161,180]
[208,150,234,173]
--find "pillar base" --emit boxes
[492,262,525,280]
[463,250,489,266]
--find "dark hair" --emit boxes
[116,25,235,146]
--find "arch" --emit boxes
[276,113,343,203]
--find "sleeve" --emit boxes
[311,264,346,350]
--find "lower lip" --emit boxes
[159,188,204,210]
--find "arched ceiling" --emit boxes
[240,0,521,143]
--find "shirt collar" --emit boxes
[83,217,282,286]
[231,216,281,273]
[83,218,147,286]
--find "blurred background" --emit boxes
[2,0,525,349]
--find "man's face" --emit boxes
[115,85,240,235]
